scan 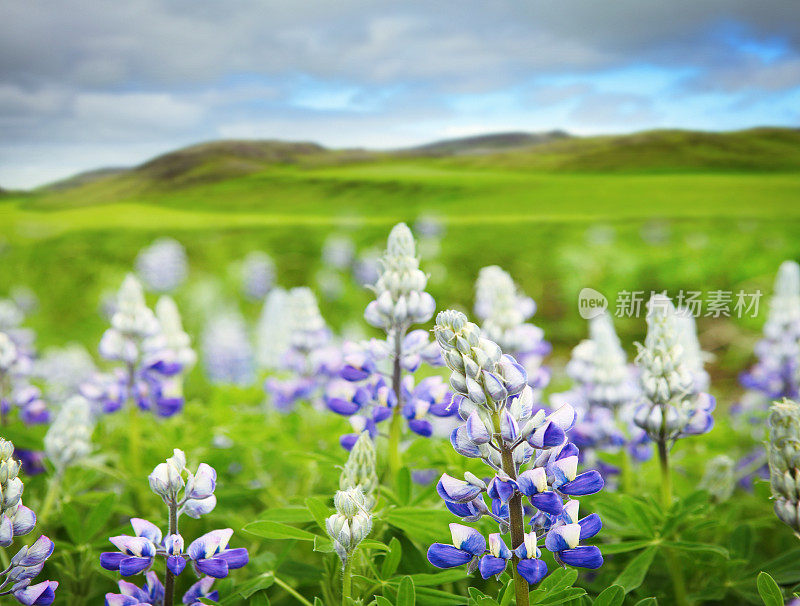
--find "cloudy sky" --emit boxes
[1,0,799,189]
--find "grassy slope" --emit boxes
[0,127,798,370]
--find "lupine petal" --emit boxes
[195,557,229,578]
[437,474,483,504]
[531,491,563,515]
[427,544,472,568]
[450,523,486,555]
[517,468,547,496]
[517,559,548,585]
[407,418,433,437]
[478,555,507,579]
[167,555,186,576]
[560,471,604,496]
[119,556,152,576]
[218,547,249,569]
[450,426,482,458]
[578,514,602,540]
[559,545,603,569]
[99,552,126,571]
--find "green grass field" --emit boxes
[1,127,800,604]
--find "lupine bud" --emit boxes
[327,487,373,565]
[768,399,800,533]
[339,433,378,509]
[135,238,188,293]
[44,395,93,474]
[634,295,715,442]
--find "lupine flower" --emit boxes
[634,295,715,443]
[326,487,373,565]
[327,340,453,448]
[768,399,800,534]
[339,432,378,509]
[255,288,291,371]
[322,235,356,270]
[0,440,57,605]
[0,439,37,546]
[555,313,649,478]
[135,238,188,293]
[0,324,50,436]
[44,395,93,475]
[182,577,218,605]
[738,261,800,413]
[699,455,736,503]
[102,450,247,603]
[264,287,342,410]
[96,275,191,417]
[34,343,96,402]
[237,251,275,301]
[202,309,255,386]
[352,248,381,287]
[428,523,486,571]
[675,310,711,393]
[474,266,551,394]
[428,310,603,593]
[104,571,164,605]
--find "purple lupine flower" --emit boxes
[11,581,58,605]
[187,529,249,578]
[104,572,164,606]
[429,310,604,597]
[427,523,486,570]
[182,577,218,605]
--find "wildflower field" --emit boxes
[1,130,800,606]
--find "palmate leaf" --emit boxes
[613,545,658,593]
[662,541,729,558]
[753,547,800,585]
[757,572,784,606]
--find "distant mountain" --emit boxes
[402,130,571,156]
[44,167,129,191]
[26,127,800,194]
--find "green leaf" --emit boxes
[61,504,84,544]
[499,579,514,606]
[613,545,657,593]
[375,598,393,606]
[250,590,269,606]
[313,536,333,552]
[397,576,416,606]
[305,496,331,532]
[398,570,466,586]
[600,540,653,555]
[83,493,117,541]
[359,539,391,552]
[381,537,403,579]
[255,507,314,523]
[593,585,625,606]
[383,507,454,544]
[397,466,412,504]
[534,587,586,605]
[236,572,276,598]
[633,599,658,606]
[757,572,784,606]
[729,524,754,560]
[244,520,318,541]
[662,541,729,558]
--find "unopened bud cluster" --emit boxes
[326,487,373,565]
[148,449,217,518]
[740,261,800,404]
[364,223,435,331]
[474,266,551,392]
[768,399,800,533]
[339,433,378,510]
[634,295,715,443]
[44,395,93,474]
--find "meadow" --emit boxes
[0,127,800,605]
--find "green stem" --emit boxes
[38,472,62,526]
[0,547,9,569]
[493,412,529,606]
[274,575,315,606]
[658,438,689,606]
[164,500,178,606]
[342,557,353,606]
[387,327,404,479]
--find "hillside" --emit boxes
[21,127,800,199]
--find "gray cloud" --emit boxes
[1,0,799,187]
